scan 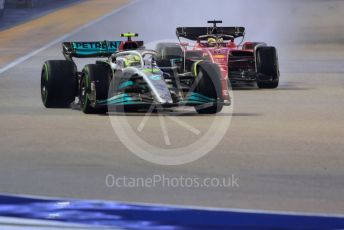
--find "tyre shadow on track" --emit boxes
[231,82,313,91]
[274,82,314,91]
[104,112,262,117]
[71,103,262,117]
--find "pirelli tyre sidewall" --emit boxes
[155,42,183,60]
[194,62,223,114]
[41,60,77,108]
[256,46,280,89]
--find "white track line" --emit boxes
[0,0,141,75]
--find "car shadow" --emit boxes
[104,111,261,117]
[71,103,261,117]
[230,81,313,91]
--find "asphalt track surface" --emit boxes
[0,0,343,214]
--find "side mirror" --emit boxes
[110,53,117,63]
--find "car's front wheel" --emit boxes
[256,46,279,89]
[80,64,110,114]
[194,62,223,114]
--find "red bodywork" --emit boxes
[184,40,256,103]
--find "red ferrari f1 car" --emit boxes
[156,20,279,91]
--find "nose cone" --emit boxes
[143,72,173,104]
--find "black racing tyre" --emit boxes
[256,46,279,89]
[80,64,110,114]
[186,50,203,59]
[41,60,77,108]
[155,43,184,77]
[156,43,183,61]
[194,62,223,114]
[242,42,266,50]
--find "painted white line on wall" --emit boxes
[0,0,140,75]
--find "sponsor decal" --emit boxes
[143,68,161,74]
[72,41,121,50]
[149,75,161,81]
[213,54,225,59]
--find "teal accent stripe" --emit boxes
[97,93,215,106]
[187,97,211,103]
[178,101,205,105]
[117,81,134,90]
[98,94,130,104]
[98,97,132,105]
[190,92,216,102]
[97,94,148,106]
[75,49,118,55]
[186,92,216,103]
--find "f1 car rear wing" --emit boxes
[62,40,144,60]
[176,27,245,41]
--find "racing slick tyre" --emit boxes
[156,43,183,61]
[186,50,203,59]
[156,43,184,77]
[242,42,267,50]
[41,60,77,108]
[194,62,223,114]
[80,64,111,114]
[256,46,279,89]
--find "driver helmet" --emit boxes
[124,54,141,67]
[208,37,217,47]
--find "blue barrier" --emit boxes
[0,194,343,230]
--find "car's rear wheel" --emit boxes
[41,60,77,108]
[194,62,223,114]
[242,42,267,50]
[256,46,279,89]
[155,43,184,78]
[156,43,183,60]
[80,64,110,114]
